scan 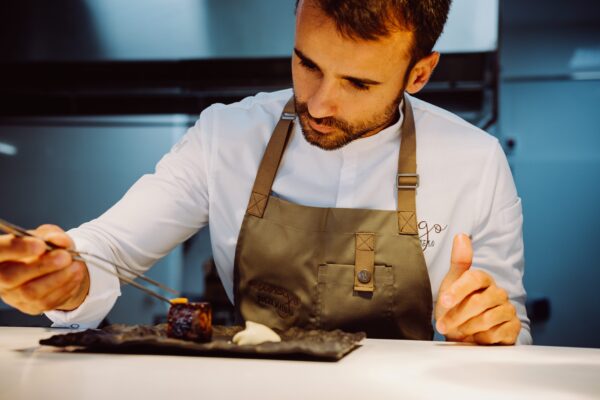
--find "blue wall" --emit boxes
[499,0,600,347]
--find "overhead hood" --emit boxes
[0,0,498,62]
[0,0,296,62]
[0,0,499,127]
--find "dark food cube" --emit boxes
[167,302,212,342]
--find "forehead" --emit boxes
[295,1,414,74]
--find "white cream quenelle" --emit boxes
[232,321,282,346]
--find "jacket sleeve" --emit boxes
[471,140,532,345]
[45,109,215,328]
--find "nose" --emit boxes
[307,80,337,119]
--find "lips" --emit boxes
[308,118,335,134]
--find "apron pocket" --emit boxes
[316,263,394,335]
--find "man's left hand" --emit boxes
[435,234,521,345]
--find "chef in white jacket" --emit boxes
[0,0,531,344]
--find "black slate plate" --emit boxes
[39,324,366,362]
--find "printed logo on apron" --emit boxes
[248,280,301,319]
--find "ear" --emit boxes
[405,51,440,94]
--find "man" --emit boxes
[0,0,530,344]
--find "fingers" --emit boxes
[437,286,521,345]
[0,235,46,263]
[0,224,71,264]
[473,318,521,345]
[0,250,73,290]
[440,269,495,311]
[454,301,516,337]
[437,284,508,335]
[435,269,495,336]
[0,223,85,316]
[1,261,85,315]
[31,224,74,249]
[433,234,521,345]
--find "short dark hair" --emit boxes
[295,0,452,62]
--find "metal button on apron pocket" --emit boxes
[357,270,372,284]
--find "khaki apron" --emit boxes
[234,96,433,340]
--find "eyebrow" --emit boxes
[293,48,382,86]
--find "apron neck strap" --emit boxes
[246,97,296,218]
[245,94,419,236]
[396,96,419,235]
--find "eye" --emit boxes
[347,79,370,91]
[299,58,318,72]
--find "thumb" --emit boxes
[445,233,473,286]
[437,234,473,310]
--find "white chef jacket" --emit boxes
[46,88,532,344]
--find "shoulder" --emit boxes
[408,94,499,154]
[408,95,509,200]
[187,89,293,188]
[199,88,293,142]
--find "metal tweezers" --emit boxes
[0,217,177,304]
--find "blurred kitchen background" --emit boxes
[0,0,599,348]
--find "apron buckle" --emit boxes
[397,173,419,189]
[281,112,296,120]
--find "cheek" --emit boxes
[339,91,395,124]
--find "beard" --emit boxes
[294,90,405,151]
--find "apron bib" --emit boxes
[234,96,433,340]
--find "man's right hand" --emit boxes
[0,224,90,315]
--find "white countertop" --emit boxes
[1,327,599,400]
